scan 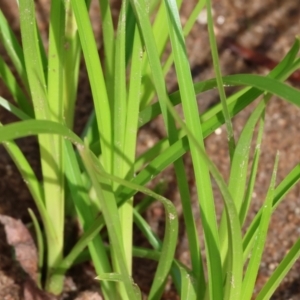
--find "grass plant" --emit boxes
[0,0,300,299]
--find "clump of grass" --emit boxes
[0,0,300,299]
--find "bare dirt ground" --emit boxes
[0,0,300,299]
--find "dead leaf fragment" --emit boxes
[74,291,103,300]
[0,214,38,283]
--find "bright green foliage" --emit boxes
[0,1,300,299]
